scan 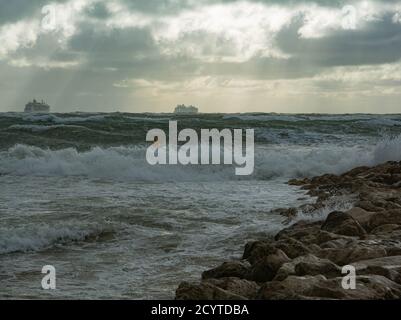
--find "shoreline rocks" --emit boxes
[175,161,401,300]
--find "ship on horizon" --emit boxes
[24,99,50,113]
[174,104,199,114]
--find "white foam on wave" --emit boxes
[261,134,401,179]
[0,135,401,181]
[0,144,237,181]
[292,194,357,225]
[0,222,105,254]
[254,145,369,179]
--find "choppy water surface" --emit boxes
[1,112,401,299]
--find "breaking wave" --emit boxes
[0,134,400,181]
[0,222,108,254]
[254,134,401,179]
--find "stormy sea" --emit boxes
[1,112,401,299]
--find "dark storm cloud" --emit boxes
[65,21,321,81]
[11,33,82,65]
[117,0,348,13]
[66,23,201,80]
[0,0,363,25]
[201,57,323,80]
[276,14,401,67]
[68,25,156,57]
[1,0,401,113]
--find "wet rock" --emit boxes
[316,231,356,246]
[274,237,312,259]
[273,254,341,281]
[294,258,341,278]
[248,249,290,282]
[288,178,310,186]
[258,275,401,300]
[316,245,387,265]
[354,256,401,284]
[342,166,370,177]
[346,275,401,299]
[385,245,401,256]
[274,221,322,243]
[353,255,401,269]
[273,254,322,281]
[243,241,280,265]
[176,161,401,300]
[355,200,385,212]
[321,211,367,238]
[207,277,259,299]
[359,266,401,284]
[257,275,333,300]
[202,261,251,280]
[368,209,401,231]
[175,281,247,300]
[271,207,297,220]
[319,237,355,250]
[346,207,376,230]
[371,224,401,235]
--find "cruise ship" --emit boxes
[24,99,50,113]
[174,104,199,114]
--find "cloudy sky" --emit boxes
[0,0,401,113]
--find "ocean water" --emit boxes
[1,112,401,299]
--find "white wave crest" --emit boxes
[0,222,106,254]
[0,135,401,181]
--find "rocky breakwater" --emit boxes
[175,161,401,299]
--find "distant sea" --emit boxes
[1,112,401,299]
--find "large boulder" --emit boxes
[316,246,387,265]
[316,230,357,246]
[370,224,401,235]
[318,237,356,250]
[242,241,278,265]
[274,237,313,259]
[248,249,290,282]
[353,256,401,284]
[274,221,322,243]
[202,261,251,280]
[273,254,340,281]
[206,277,259,299]
[257,275,334,299]
[294,258,341,278]
[273,254,318,281]
[321,211,367,238]
[355,200,385,212]
[353,255,401,270]
[257,275,401,300]
[175,281,247,300]
[346,207,376,230]
[367,209,401,231]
